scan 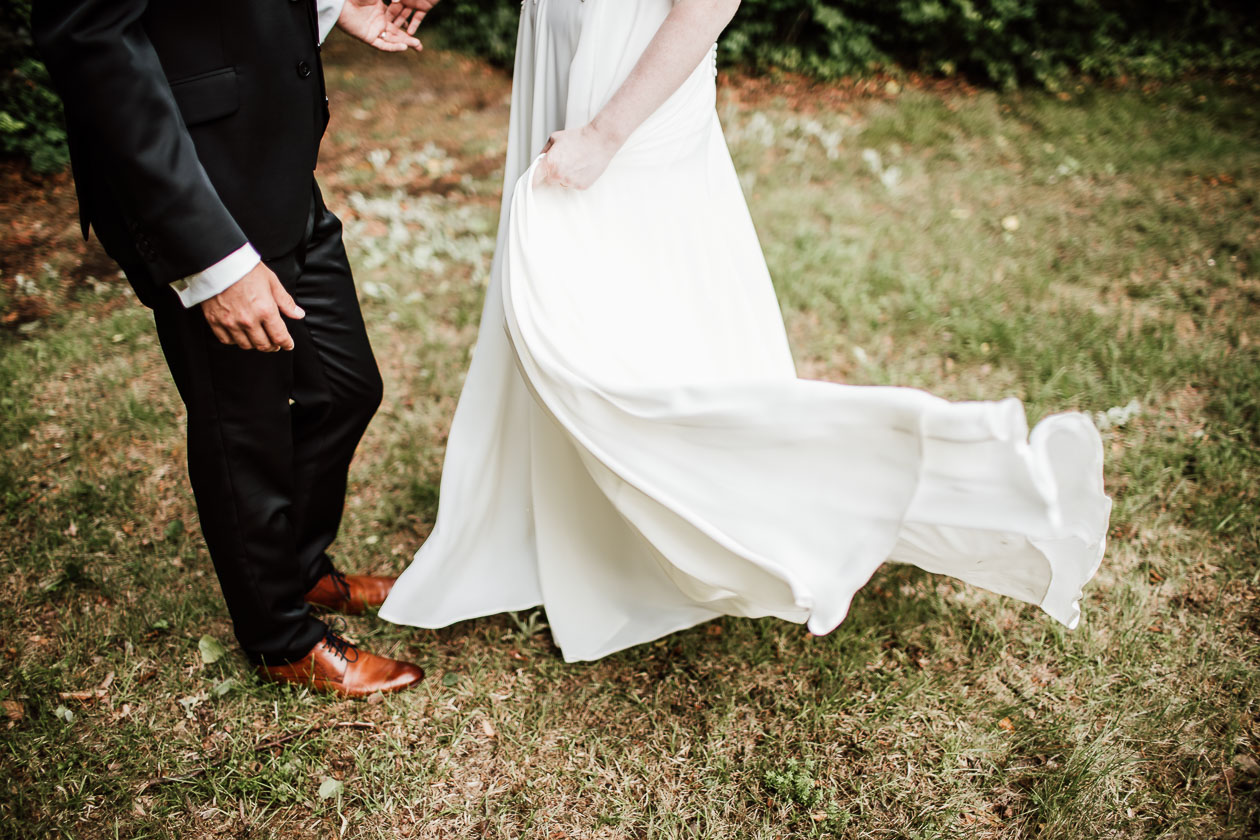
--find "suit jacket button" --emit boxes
[297,60,312,79]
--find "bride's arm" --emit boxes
[535,0,740,189]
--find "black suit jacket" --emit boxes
[33,0,330,304]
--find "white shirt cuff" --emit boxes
[170,243,261,308]
[317,0,348,44]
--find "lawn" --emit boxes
[1,34,1257,839]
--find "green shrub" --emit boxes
[1,0,1257,175]
[427,0,1260,89]
[424,0,524,68]
[0,58,69,174]
[0,0,69,174]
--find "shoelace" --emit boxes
[327,568,353,602]
[322,618,360,663]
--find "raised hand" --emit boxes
[390,0,441,26]
[338,0,436,53]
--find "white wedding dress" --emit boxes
[379,0,1111,661]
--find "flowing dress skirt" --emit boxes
[378,0,1112,662]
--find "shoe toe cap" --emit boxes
[387,663,425,692]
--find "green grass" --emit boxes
[1,37,1257,839]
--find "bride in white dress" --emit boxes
[379,0,1112,662]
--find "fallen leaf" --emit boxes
[3,700,23,721]
[211,678,239,698]
[480,718,496,738]
[198,635,227,666]
[318,778,344,800]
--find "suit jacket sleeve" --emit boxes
[32,0,250,285]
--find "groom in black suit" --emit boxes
[33,0,437,697]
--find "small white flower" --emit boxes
[1094,398,1141,430]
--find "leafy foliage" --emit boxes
[2,0,1258,174]
[0,0,69,173]
[429,0,1260,88]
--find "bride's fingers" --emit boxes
[387,6,424,45]
[383,7,411,30]
[389,5,418,30]
[534,156,560,187]
[385,2,424,35]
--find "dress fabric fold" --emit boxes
[378,0,1111,662]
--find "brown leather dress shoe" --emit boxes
[256,631,423,698]
[305,569,395,615]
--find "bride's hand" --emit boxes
[533,123,623,190]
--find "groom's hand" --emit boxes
[201,263,306,353]
[338,0,439,53]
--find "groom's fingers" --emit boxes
[259,309,294,352]
[392,25,422,48]
[227,324,255,351]
[374,35,407,53]
[269,274,306,321]
[243,317,279,353]
[207,322,234,347]
[380,30,418,51]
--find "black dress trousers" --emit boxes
[149,181,382,664]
